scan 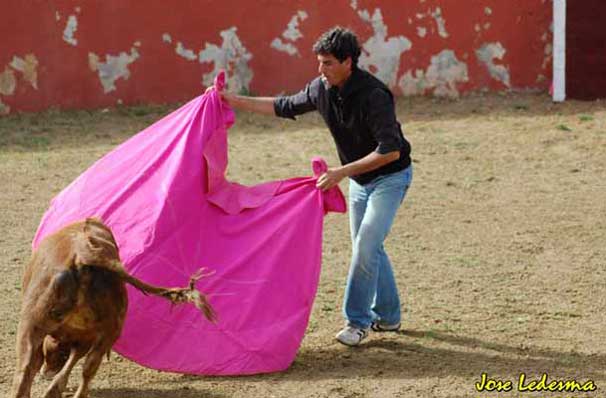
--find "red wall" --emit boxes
[566,0,606,100]
[0,1,552,114]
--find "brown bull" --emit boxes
[10,218,216,398]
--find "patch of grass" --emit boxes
[579,114,593,122]
[0,133,51,150]
[449,256,481,268]
[117,103,170,117]
[556,124,572,132]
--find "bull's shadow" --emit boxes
[94,387,224,398]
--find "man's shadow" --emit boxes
[281,330,605,382]
[102,329,604,397]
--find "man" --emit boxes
[218,27,412,346]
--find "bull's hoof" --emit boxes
[42,386,63,398]
[39,365,58,381]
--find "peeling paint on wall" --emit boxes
[542,42,553,69]
[0,2,553,114]
[0,54,40,114]
[0,54,38,115]
[63,15,78,46]
[431,7,449,38]
[89,45,141,93]
[414,7,449,39]
[271,10,308,57]
[282,11,308,41]
[476,42,511,88]
[399,50,468,98]
[176,42,197,61]
[0,67,17,96]
[0,101,9,115]
[270,40,299,57]
[199,27,253,94]
[399,70,428,97]
[541,30,553,70]
[352,5,412,88]
[10,54,39,89]
[427,50,468,97]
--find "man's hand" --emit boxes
[316,167,347,191]
[205,85,233,104]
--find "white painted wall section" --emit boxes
[431,7,449,38]
[476,42,511,88]
[399,50,468,98]
[63,15,78,46]
[353,5,412,88]
[10,54,39,90]
[199,27,253,94]
[553,0,566,101]
[89,45,141,93]
[271,10,308,57]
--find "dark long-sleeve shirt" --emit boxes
[274,67,411,185]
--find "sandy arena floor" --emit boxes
[1,92,605,398]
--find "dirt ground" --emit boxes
[1,92,605,398]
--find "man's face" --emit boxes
[317,53,352,88]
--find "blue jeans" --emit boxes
[344,166,412,329]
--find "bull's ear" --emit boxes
[87,235,119,259]
[85,217,104,226]
[72,234,98,266]
[87,236,101,249]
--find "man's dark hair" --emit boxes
[313,27,361,68]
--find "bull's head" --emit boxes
[40,336,70,379]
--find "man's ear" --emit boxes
[344,57,352,70]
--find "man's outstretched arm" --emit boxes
[220,92,277,116]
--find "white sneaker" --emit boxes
[335,325,369,346]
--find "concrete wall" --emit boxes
[0,1,552,115]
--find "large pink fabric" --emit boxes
[33,72,345,375]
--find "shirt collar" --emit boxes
[337,67,362,98]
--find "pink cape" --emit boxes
[33,72,346,375]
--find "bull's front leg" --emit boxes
[10,321,45,398]
[72,345,107,398]
[42,347,84,398]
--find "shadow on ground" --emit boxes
[94,387,224,398]
[290,330,605,381]
[160,330,604,384]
